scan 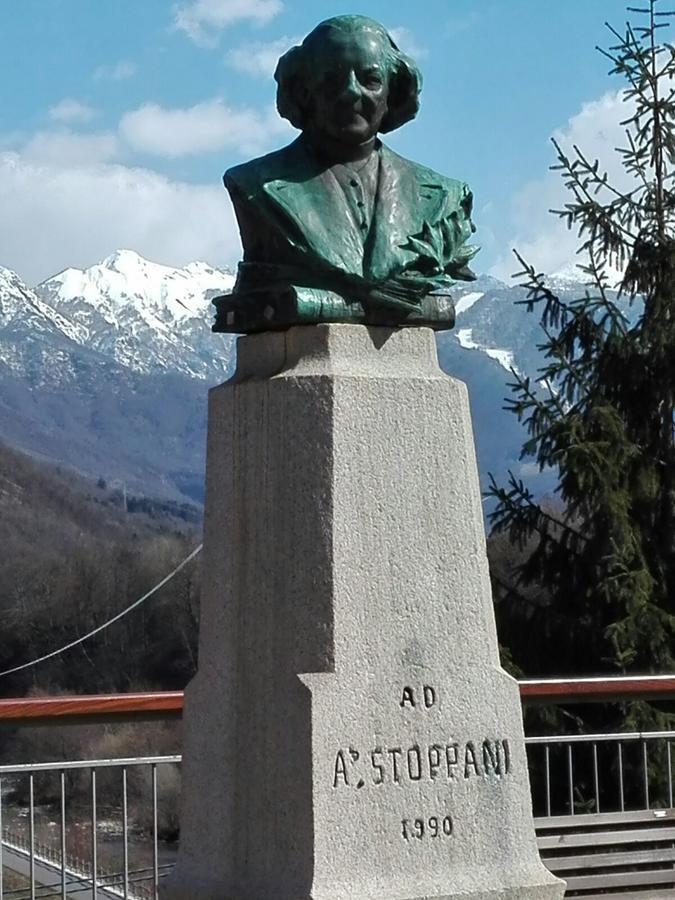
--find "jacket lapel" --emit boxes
[262,141,366,274]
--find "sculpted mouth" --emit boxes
[338,110,368,127]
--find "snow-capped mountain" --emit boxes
[0,251,592,505]
[0,253,238,503]
[0,265,82,342]
[440,274,539,375]
[35,250,236,379]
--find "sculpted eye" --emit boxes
[362,69,384,88]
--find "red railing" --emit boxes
[519,674,675,704]
[0,691,183,726]
[1,676,674,725]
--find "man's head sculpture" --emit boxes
[275,16,421,146]
[214,14,478,333]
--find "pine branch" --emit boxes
[490,571,538,610]
[492,1,675,679]
[486,472,588,546]
[581,246,630,334]
[538,325,593,408]
[551,137,637,247]
[512,250,577,328]
[503,370,561,441]
[572,143,642,209]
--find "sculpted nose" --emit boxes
[340,70,362,101]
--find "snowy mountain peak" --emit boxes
[549,261,586,284]
[41,251,235,325]
[0,265,85,343]
[25,251,236,380]
[548,259,624,290]
[101,248,157,273]
[0,267,31,329]
[0,265,29,296]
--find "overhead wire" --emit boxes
[0,544,203,679]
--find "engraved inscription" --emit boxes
[333,750,348,787]
[399,686,437,709]
[464,742,479,777]
[333,748,362,787]
[332,739,512,789]
[401,815,453,841]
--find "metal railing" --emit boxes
[520,676,675,820]
[0,756,180,900]
[0,677,673,897]
[526,731,675,818]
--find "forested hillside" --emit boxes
[0,441,202,700]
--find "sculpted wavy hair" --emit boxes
[275,15,422,135]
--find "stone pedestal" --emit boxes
[163,325,564,900]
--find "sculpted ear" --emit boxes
[275,45,309,131]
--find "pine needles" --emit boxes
[487,1,675,679]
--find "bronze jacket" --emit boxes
[224,136,476,308]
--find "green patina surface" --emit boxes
[214,15,479,333]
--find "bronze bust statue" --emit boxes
[214,14,478,333]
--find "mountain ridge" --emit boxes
[33,250,237,379]
[0,253,237,502]
[0,251,592,506]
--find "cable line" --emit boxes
[0,544,203,679]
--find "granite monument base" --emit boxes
[163,324,564,900]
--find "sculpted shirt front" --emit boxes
[330,153,380,251]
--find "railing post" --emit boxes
[122,766,129,899]
[92,767,98,899]
[29,773,35,900]
[60,769,67,900]
[544,745,551,817]
[152,763,159,900]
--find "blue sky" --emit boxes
[0,0,634,284]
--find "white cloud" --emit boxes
[48,99,97,124]
[119,98,290,158]
[174,0,283,45]
[388,27,427,61]
[0,151,240,285]
[491,91,631,279]
[94,61,137,81]
[225,34,300,77]
[21,130,121,166]
[0,92,290,282]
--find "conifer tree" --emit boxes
[488,1,675,677]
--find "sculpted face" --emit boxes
[305,27,391,148]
